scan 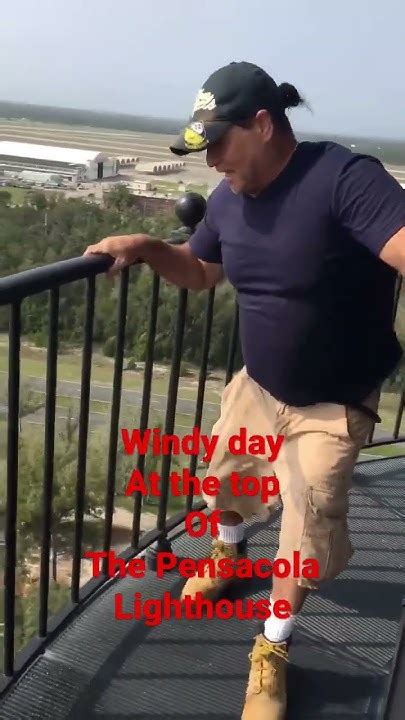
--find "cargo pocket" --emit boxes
[300,486,353,583]
[345,405,376,445]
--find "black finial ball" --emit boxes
[175,192,207,230]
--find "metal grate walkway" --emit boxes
[0,456,404,719]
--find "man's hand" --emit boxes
[84,234,224,290]
[83,234,151,278]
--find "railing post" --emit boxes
[38,288,59,638]
[4,302,21,677]
[102,267,129,569]
[186,286,216,513]
[131,271,161,548]
[380,598,405,720]
[71,276,96,603]
[146,193,206,569]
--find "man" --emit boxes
[84,61,405,719]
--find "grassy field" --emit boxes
[0,187,29,205]
[0,329,219,483]
[373,389,405,435]
[360,444,405,458]
[0,338,222,404]
[0,335,403,529]
[50,395,111,414]
[0,331,403,438]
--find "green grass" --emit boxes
[186,183,209,196]
[1,338,403,473]
[0,420,6,460]
[153,181,209,198]
[361,444,405,458]
[154,181,182,193]
[115,493,188,516]
[375,389,405,432]
[1,187,29,205]
[53,395,111,415]
[22,390,113,416]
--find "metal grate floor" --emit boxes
[0,455,404,719]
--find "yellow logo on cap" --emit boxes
[184,121,207,150]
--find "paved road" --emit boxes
[13,375,221,432]
[2,373,402,444]
[25,375,219,410]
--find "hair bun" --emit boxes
[278,82,303,110]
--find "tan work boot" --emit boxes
[241,633,289,720]
[180,537,247,601]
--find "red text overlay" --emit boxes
[114,593,292,626]
[124,469,280,504]
[92,426,318,626]
[84,550,319,582]
[121,426,284,464]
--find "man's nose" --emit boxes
[206,145,219,168]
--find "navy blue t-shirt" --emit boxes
[188,141,405,406]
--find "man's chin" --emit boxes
[225,175,243,194]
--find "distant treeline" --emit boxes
[0,100,185,135]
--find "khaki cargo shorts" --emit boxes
[202,367,380,589]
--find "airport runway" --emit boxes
[1,120,405,186]
[0,120,218,185]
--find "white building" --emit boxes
[135,160,186,175]
[19,170,63,187]
[0,141,118,184]
[130,180,152,191]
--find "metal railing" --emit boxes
[0,192,242,692]
[380,599,405,720]
[0,191,404,708]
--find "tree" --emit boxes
[27,190,47,212]
[3,409,109,591]
[103,185,136,213]
[18,416,105,543]
[14,580,72,654]
[0,188,242,373]
[0,190,12,206]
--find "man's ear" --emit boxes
[255,109,274,142]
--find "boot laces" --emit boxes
[247,638,288,695]
[197,540,235,585]
[211,539,236,561]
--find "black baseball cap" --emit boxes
[170,61,283,156]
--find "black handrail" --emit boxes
[0,254,113,305]
[380,598,405,720]
[1,192,228,687]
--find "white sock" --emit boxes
[217,522,244,544]
[264,596,296,643]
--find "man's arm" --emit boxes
[379,226,405,276]
[84,234,224,290]
[85,187,225,289]
[140,238,224,290]
[332,155,405,274]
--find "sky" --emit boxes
[1,0,404,138]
